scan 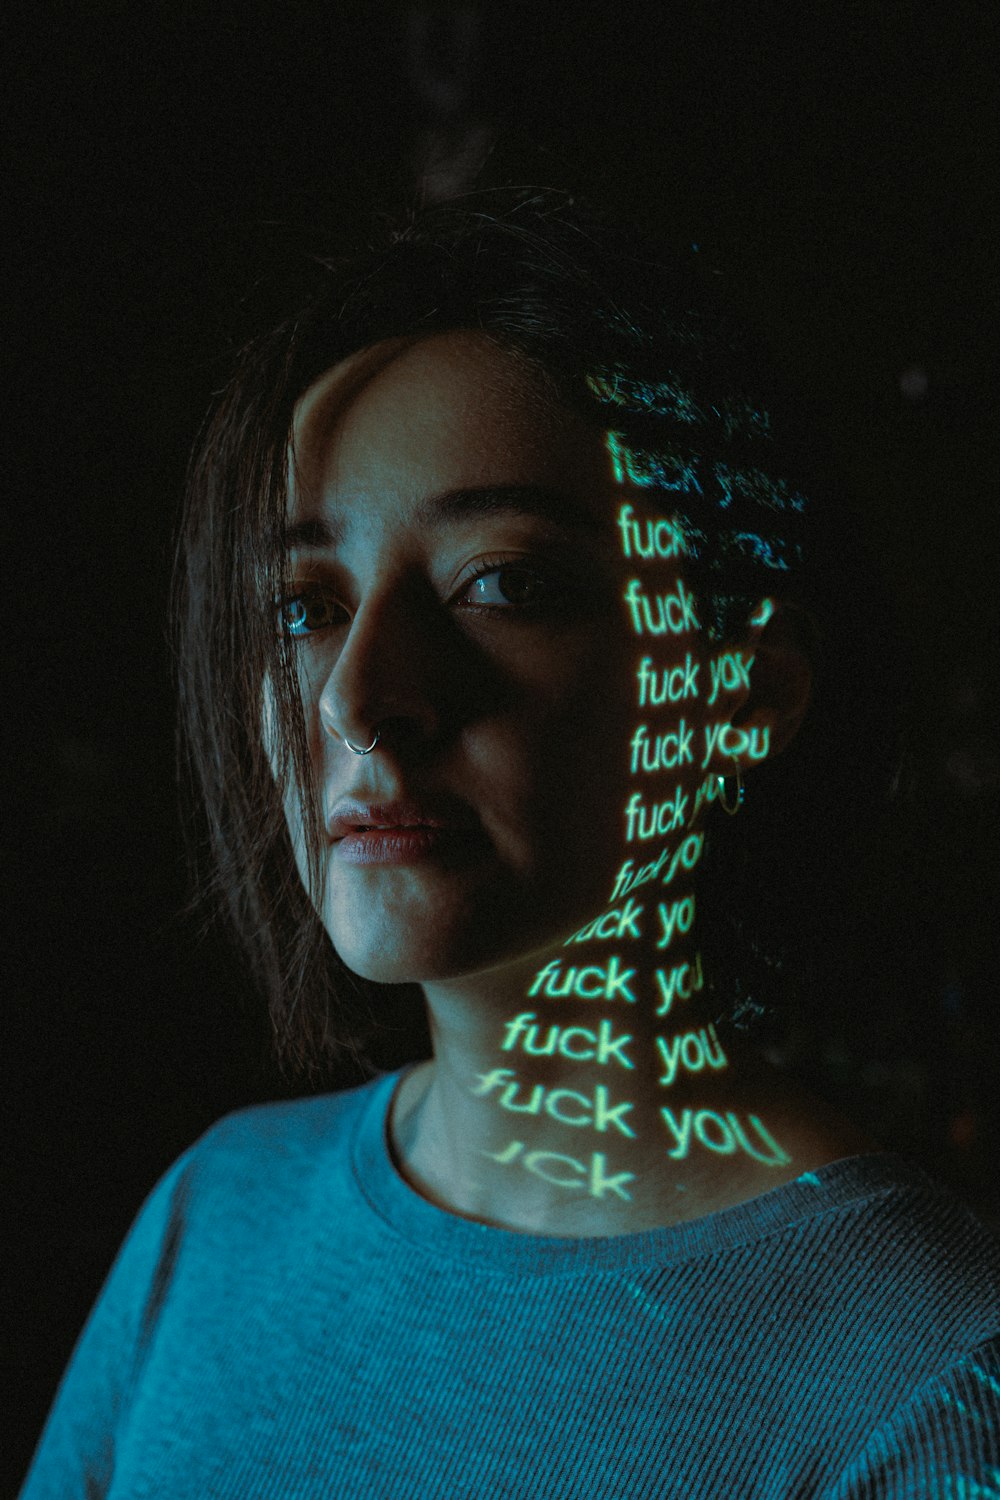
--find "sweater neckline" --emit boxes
[348,1065,933,1276]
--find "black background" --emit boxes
[6,3,1000,1489]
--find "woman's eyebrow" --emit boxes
[282,485,605,552]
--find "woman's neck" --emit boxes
[388,934,878,1237]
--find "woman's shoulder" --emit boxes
[177,1070,392,1200]
[760,1148,1000,1366]
[198,1070,386,1153]
[108,1072,395,1295]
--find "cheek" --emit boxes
[466,631,636,889]
[488,609,714,910]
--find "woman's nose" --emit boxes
[317,585,451,755]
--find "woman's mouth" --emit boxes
[334,826,479,865]
[327,797,484,866]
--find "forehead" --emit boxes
[288,330,609,526]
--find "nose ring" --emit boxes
[344,731,380,756]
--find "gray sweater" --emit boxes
[19,1069,1000,1497]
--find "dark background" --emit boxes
[6,2,1000,1490]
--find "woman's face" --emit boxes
[279,330,709,985]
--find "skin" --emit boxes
[280,329,876,1237]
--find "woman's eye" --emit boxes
[459,562,561,610]
[278,588,343,638]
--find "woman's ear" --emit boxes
[701,599,815,776]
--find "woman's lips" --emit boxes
[327,797,484,865]
[333,826,480,865]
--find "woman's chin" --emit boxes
[329,918,544,989]
[337,950,427,986]
[322,881,607,989]
[334,941,500,988]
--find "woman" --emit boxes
[21,191,1000,1497]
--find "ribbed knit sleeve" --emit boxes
[824,1337,1000,1499]
[18,1144,197,1500]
